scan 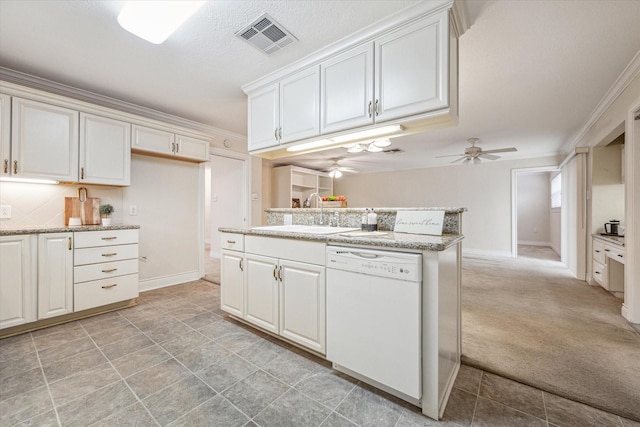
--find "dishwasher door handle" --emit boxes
[351,252,382,259]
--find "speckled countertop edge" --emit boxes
[0,225,140,236]
[592,233,625,247]
[220,227,463,251]
[265,207,467,214]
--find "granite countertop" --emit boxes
[219,227,463,251]
[0,224,140,236]
[592,233,625,247]
[265,207,467,214]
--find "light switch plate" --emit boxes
[0,205,11,219]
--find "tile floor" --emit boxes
[1,280,637,427]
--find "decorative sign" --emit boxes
[394,210,445,235]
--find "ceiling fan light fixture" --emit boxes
[366,143,383,153]
[346,144,364,153]
[329,169,343,178]
[117,1,205,44]
[372,138,391,148]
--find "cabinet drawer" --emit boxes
[605,245,625,265]
[592,260,605,285]
[593,240,605,264]
[74,259,138,283]
[74,274,139,312]
[74,244,138,266]
[74,229,138,248]
[221,233,244,251]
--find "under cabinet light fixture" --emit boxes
[0,177,59,185]
[331,125,404,144]
[287,125,404,153]
[286,139,335,153]
[117,1,205,44]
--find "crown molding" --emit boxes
[451,0,470,37]
[0,67,247,143]
[561,49,640,153]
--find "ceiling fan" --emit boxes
[323,159,358,178]
[437,138,517,164]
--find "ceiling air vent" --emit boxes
[384,148,405,154]
[236,13,297,56]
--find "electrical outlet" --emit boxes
[129,205,138,216]
[0,205,11,219]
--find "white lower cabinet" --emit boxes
[221,234,326,354]
[0,235,37,329]
[220,249,245,318]
[279,259,325,353]
[38,233,74,319]
[73,230,139,312]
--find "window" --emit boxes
[551,173,561,208]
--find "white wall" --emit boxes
[591,143,625,234]
[334,155,560,256]
[517,173,551,246]
[123,154,202,290]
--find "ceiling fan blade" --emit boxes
[481,147,517,154]
[450,156,466,164]
[463,157,471,165]
[473,157,481,165]
[436,154,465,158]
[479,153,500,160]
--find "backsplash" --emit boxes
[0,182,124,228]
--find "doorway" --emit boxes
[511,166,560,258]
[204,148,250,283]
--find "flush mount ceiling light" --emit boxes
[117,1,205,44]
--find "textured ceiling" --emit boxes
[1,0,640,173]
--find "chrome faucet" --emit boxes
[309,193,324,225]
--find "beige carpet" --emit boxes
[461,245,640,421]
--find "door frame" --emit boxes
[511,166,560,258]
[208,147,251,258]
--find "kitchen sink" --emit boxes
[251,225,360,235]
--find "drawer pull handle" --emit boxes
[102,268,118,273]
[102,237,117,241]
[595,250,600,253]
[101,284,118,289]
[102,253,117,257]
[227,240,236,244]
[604,249,610,252]
[617,254,623,258]
[595,271,601,274]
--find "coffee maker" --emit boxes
[604,220,620,235]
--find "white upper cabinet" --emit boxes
[80,113,131,186]
[0,93,10,177]
[244,4,458,156]
[11,97,79,182]
[280,66,320,144]
[248,66,320,152]
[132,124,209,162]
[321,44,374,133]
[248,84,280,151]
[375,12,448,122]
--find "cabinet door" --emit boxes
[280,66,320,144]
[221,250,245,317]
[321,44,374,133]
[279,260,326,353]
[0,235,37,329]
[79,113,131,186]
[131,125,174,156]
[38,233,74,319]
[245,253,279,334]
[175,134,209,161]
[11,97,79,181]
[248,84,279,151]
[0,93,10,177]
[375,11,448,122]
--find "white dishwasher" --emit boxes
[326,246,422,403]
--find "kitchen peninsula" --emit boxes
[219,207,464,420]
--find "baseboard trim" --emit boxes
[518,241,552,247]
[463,248,513,259]
[139,271,201,292]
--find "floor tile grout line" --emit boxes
[76,321,161,427]
[29,332,63,427]
[469,371,482,426]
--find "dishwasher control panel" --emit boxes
[326,246,422,282]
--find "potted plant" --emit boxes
[99,204,114,226]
